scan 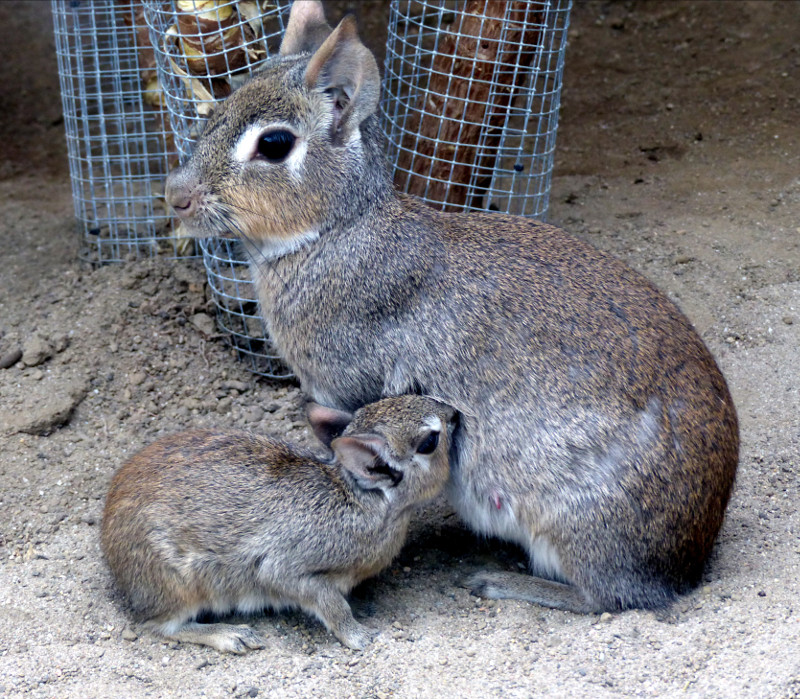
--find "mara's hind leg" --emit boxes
[146,616,266,654]
[467,571,600,613]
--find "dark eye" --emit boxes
[416,431,439,455]
[256,130,296,162]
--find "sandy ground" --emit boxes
[1,1,799,697]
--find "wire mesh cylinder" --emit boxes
[200,237,292,379]
[144,0,292,379]
[52,0,185,263]
[144,0,287,159]
[383,0,571,218]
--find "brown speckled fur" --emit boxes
[101,395,455,652]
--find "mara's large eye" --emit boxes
[256,129,296,162]
[416,431,440,455]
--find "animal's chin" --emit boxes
[176,220,237,240]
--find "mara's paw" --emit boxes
[464,571,511,600]
[335,622,377,651]
[201,624,267,654]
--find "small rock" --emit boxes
[21,336,53,367]
[3,378,88,435]
[599,612,613,624]
[0,348,22,369]
[182,397,202,411]
[128,372,146,387]
[121,628,138,642]
[673,255,695,265]
[782,316,794,325]
[222,380,250,393]
[243,406,264,423]
[52,334,70,353]
[189,313,216,336]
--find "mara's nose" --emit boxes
[165,167,198,219]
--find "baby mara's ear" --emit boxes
[332,435,402,492]
[306,402,353,448]
[303,14,380,144]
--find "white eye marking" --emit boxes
[233,122,302,166]
[285,137,307,180]
[423,415,443,433]
[233,123,268,163]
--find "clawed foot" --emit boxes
[334,620,378,651]
[152,621,267,655]
[464,571,510,600]
[208,624,267,654]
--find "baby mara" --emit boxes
[165,2,738,616]
[102,396,455,652]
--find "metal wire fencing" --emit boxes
[144,0,292,379]
[52,0,185,263]
[383,0,571,217]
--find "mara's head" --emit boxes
[164,1,385,252]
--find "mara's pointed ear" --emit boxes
[306,402,353,448]
[303,14,380,143]
[332,435,402,491]
[280,1,333,56]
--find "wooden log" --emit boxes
[394,1,543,211]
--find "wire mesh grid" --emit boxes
[143,0,288,159]
[52,0,186,263]
[383,0,571,217]
[200,237,292,378]
[144,0,292,379]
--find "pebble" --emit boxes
[0,347,22,369]
[128,372,146,387]
[222,380,250,393]
[121,628,138,642]
[182,397,202,411]
[599,612,614,624]
[782,316,794,325]
[243,406,264,423]
[21,335,53,367]
[6,378,88,436]
[189,313,216,336]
